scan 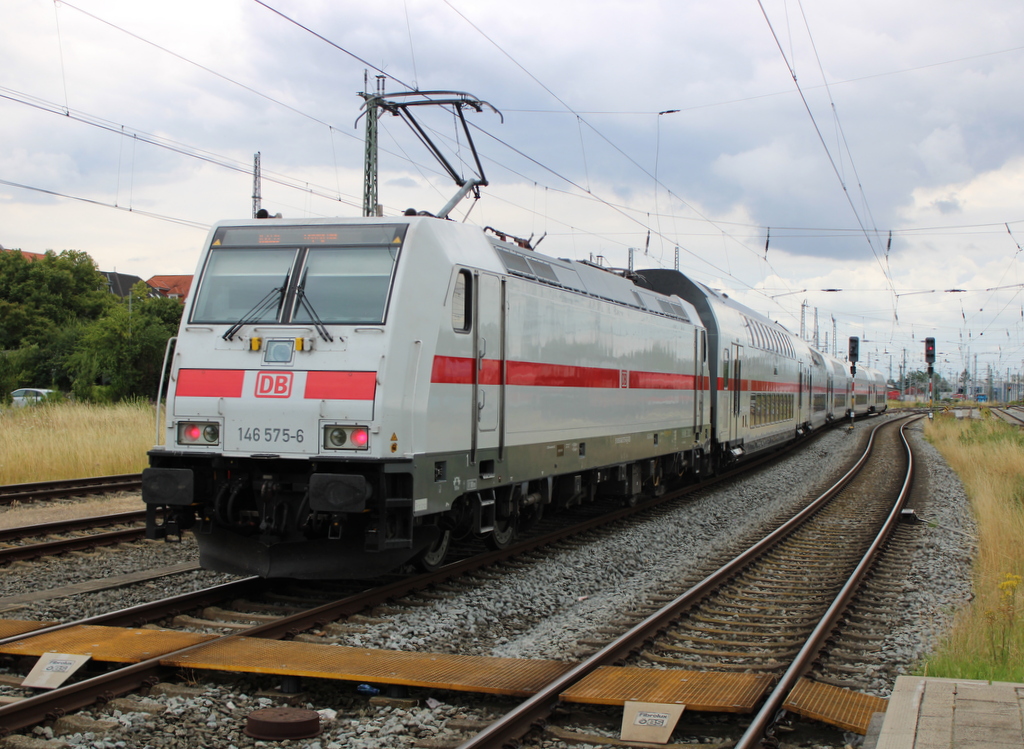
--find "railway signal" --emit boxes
[848,336,859,376]
[925,337,936,407]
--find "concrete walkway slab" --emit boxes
[873,676,1024,749]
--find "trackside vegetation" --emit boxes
[0,249,181,404]
[922,413,1024,682]
[0,401,153,484]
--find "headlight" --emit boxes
[177,421,220,445]
[323,425,369,451]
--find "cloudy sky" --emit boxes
[4,0,1024,387]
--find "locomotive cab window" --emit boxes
[451,270,472,332]
[190,248,296,323]
[294,247,396,324]
[191,223,407,326]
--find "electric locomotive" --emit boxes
[142,214,885,579]
[143,216,712,578]
[142,86,888,579]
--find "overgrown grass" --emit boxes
[0,400,155,484]
[921,415,1024,682]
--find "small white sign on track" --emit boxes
[22,652,91,689]
[620,700,685,744]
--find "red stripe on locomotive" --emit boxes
[431,356,699,390]
[176,369,245,397]
[304,371,376,400]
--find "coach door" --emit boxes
[730,343,743,441]
[693,328,706,438]
[472,273,506,466]
[800,365,808,423]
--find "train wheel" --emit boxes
[487,516,516,550]
[415,529,451,572]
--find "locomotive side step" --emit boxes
[475,490,496,534]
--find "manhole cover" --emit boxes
[244,707,322,740]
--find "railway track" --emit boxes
[0,415,918,745]
[0,511,149,565]
[0,423,861,736]
[0,474,142,506]
[461,413,918,748]
[992,405,1024,427]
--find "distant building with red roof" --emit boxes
[147,275,193,301]
[0,246,46,262]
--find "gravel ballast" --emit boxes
[0,415,979,748]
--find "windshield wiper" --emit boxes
[222,286,285,341]
[295,286,335,342]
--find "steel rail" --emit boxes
[0,511,147,544]
[0,418,862,735]
[0,578,273,734]
[993,407,1024,427]
[0,541,574,733]
[0,577,265,648]
[454,414,908,749]
[732,415,919,749]
[0,474,142,506]
[0,527,148,564]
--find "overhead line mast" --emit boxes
[251,151,261,218]
[360,74,386,217]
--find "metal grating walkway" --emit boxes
[4,620,888,724]
[0,624,572,698]
[0,624,218,662]
[783,677,888,734]
[560,666,775,713]
[165,638,574,697]
[0,619,56,640]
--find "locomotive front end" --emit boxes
[143,219,437,578]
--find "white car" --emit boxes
[10,388,55,407]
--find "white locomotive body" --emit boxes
[144,217,712,577]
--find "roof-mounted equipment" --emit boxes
[357,89,502,219]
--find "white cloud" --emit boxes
[903,156,1024,224]
[4,0,1024,374]
[914,126,972,184]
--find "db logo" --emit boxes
[255,371,293,398]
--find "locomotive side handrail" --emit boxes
[154,336,177,447]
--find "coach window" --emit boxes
[452,270,472,332]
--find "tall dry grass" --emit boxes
[922,414,1024,681]
[0,400,156,484]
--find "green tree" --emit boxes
[905,369,952,394]
[0,249,112,397]
[68,282,182,402]
[0,249,111,345]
